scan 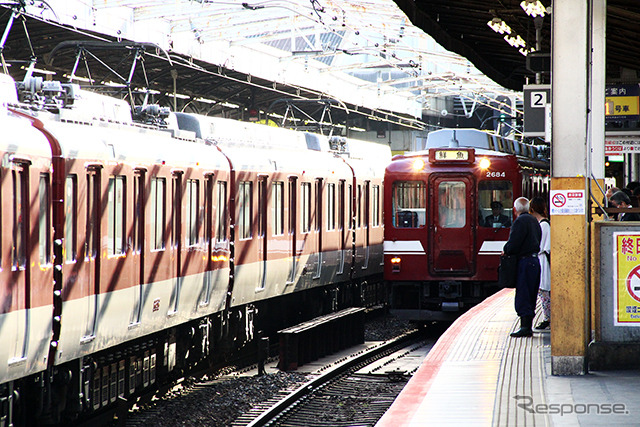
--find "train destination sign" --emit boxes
[614,233,640,326]
[430,149,471,162]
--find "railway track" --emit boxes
[234,330,434,427]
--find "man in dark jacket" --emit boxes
[610,191,640,221]
[503,197,541,337]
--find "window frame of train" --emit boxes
[39,172,52,266]
[185,178,200,247]
[372,184,380,227]
[133,169,145,255]
[12,159,30,271]
[216,181,227,242]
[327,182,336,231]
[392,180,427,228]
[150,177,166,251]
[171,172,183,250]
[107,175,126,256]
[477,180,514,228]
[301,182,311,233]
[238,181,253,240]
[85,166,102,262]
[65,174,78,263]
[272,181,284,236]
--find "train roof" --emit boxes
[425,128,545,161]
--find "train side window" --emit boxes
[372,185,380,227]
[150,177,166,251]
[338,181,345,231]
[12,166,29,270]
[86,170,100,261]
[272,181,284,236]
[186,179,199,247]
[108,175,126,256]
[238,181,253,239]
[39,173,52,265]
[133,171,145,254]
[259,178,268,237]
[301,182,311,233]
[438,181,466,228]
[327,183,335,231]
[348,184,353,230]
[357,184,362,228]
[478,180,513,228]
[392,181,426,228]
[216,181,227,242]
[315,179,323,232]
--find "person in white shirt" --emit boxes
[530,196,550,330]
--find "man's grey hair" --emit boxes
[514,197,530,214]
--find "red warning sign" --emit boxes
[552,193,566,208]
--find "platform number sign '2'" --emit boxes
[531,91,547,108]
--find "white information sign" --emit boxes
[549,190,586,215]
[605,137,640,155]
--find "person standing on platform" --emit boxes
[503,197,541,338]
[610,191,640,221]
[530,197,550,330]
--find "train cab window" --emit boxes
[216,181,227,242]
[372,185,380,227]
[66,180,81,261]
[186,179,199,246]
[108,176,126,256]
[392,181,426,228]
[150,177,166,251]
[301,182,311,233]
[438,181,466,228]
[238,181,253,239]
[39,173,52,265]
[478,180,513,228]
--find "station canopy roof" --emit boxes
[0,0,522,133]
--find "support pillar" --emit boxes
[550,0,606,375]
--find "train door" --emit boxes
[130,169,145,324]
[287,177,297,284]
[257,176,268,289]
[10,161,30,361]
[170,171,183,314]
[429,175,475,275]
[314,178,323,279]
[83,165,101,341]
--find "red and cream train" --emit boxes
[383,128,549,322]
[0,74,390,424]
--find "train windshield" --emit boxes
[392,181,426,228]
[478,180,513,228]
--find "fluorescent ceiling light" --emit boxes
[520,0,547,18]
[487,17,511,35]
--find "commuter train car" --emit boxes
[0,73,390,425]
[384,129,549,322]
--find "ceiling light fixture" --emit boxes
[487,17,511,35]
[520,0,546,18]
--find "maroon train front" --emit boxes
[383,129,549,322]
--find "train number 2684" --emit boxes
[486,171,506,178]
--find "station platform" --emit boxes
[376,288,640,426]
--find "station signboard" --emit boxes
[523,84,550,138]
[606,84,640,121]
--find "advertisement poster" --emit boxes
[614,232,640,326]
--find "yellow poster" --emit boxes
[615,233,640,325]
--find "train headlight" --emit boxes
[479,157,491,169]
[412,159,425,171]
[391,256,401,272]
